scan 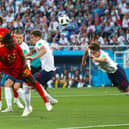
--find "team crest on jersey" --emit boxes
[23,68,31,77]
[38,43,42,47]
[23,49,28,54]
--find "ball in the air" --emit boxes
[58,15,70,26]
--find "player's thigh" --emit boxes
[13,79,23,90]
[5,79,14,87]
[109,66,128,92]
[13,83,22,90]
[34,70,54,84]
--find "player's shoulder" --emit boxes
[100,50,109,57]
[37,39,48,47]
[22,42,29,47]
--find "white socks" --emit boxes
[17,88,29,109]
[5,87,12,109]
[23,84,31,107]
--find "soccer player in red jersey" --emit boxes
[0,31,53,116]
[0,28,24,111]
[0,63,24,111]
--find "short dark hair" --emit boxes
[31,30,42,37]
[89,43,100,51]
[15,30,23,35]
[2,33,14,44]
[0,16,3,24]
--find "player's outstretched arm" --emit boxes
[81,48,88,68]
[25,48,36,57]
[92,57,107,62]
[28,45,46,60]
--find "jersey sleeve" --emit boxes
[35,41,47,52]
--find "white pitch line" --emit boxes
[32,93,125,98]
[57,123,129,129]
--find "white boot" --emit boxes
[0,101,2,111]
[1,106,12,112]
[14,98,24,109]
[45,102,53,111]
[22,107,32,117]
[47,97,58,105]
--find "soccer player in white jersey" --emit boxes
[15,31,32,116]
[26,30,58,105]
[81,43,129,92]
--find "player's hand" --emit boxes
[90,56,97,63]
[81,59,86,68]
[90,55,95,59]
[26,56,33,61]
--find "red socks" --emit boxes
[12,87,18,98]
[33,81,48,103]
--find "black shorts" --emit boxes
[108,65,129,91]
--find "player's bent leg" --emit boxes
[23,84,32,111]
[15,90,32,117]
[34,70,58,105]
[41,85,58,105]
[13,87,24,109]
[24,75,53,111]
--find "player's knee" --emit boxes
[13,84,21,91]
[5,79,13,87]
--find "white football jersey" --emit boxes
[88,49,117,73]
[20,42,31,68]
[35,39,56,72]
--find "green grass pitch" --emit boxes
[0,87,129,129]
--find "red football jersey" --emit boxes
[0,43,24,79]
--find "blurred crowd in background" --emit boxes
[0,0,129,50]
[0,0,129,88]
[46,68,90,88]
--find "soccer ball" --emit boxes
[58,15,70,26]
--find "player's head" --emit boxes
[0,16,3,26]
[15,31,23,45]
[30,30,42,44]
[89,43,100,57]
[2,33,15,50]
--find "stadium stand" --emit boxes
[0,0,129,87]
